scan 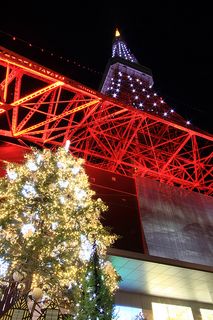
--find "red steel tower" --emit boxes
[0,30,213,312]
[0,34,212,196]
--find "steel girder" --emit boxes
[0,46,213,195]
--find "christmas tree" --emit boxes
[72,242,119,320]
[0,141,119,311]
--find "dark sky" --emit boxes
[0,1,212,134]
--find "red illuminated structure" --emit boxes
[0,43,212,196]
[1,30,213,316]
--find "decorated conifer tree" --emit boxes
[0,142,119,311]
[72,242,119,320]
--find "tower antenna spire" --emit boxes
[115,28,120,37]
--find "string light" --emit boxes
[0,29,101,76]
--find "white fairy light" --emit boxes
[21,182,37,198]
[27,161,38,171]
[71,166,80,175]
[64,140,71,152]
[59,196,66,204]
[7,170,17,180]
[21,224,35,237]
[58,180,69,188]
[51,222,58,230]
[75,187,86,200]
[80,235,93,261]
[36,154,43,165]
[57,161,65,169]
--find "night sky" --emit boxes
[0,1,212,134]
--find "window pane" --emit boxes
[115,305,143,320]
[152,302,194,320]
[200,308,213,320]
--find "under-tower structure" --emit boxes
[0,29,213,319]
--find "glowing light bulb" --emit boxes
[80,235,93,261]
[21,182,37,198]
[71,166,80,175]
[58,180,69,188]
[21,224,35,238]
[7,170,17,180]
[27,161,38,171]
[75,187,86,200]
[64,140,71,152]
[36,154,43,164]
[59,196,66,204]
[57,161,65,169]
[51,222,58,230]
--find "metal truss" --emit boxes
[0,46,213,195]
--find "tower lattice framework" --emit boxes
[0,45,212,196]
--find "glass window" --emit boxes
[115,305,144,320]
[200,308,213,320]
[152,302,194,320]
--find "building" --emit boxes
[0,30,213,320]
